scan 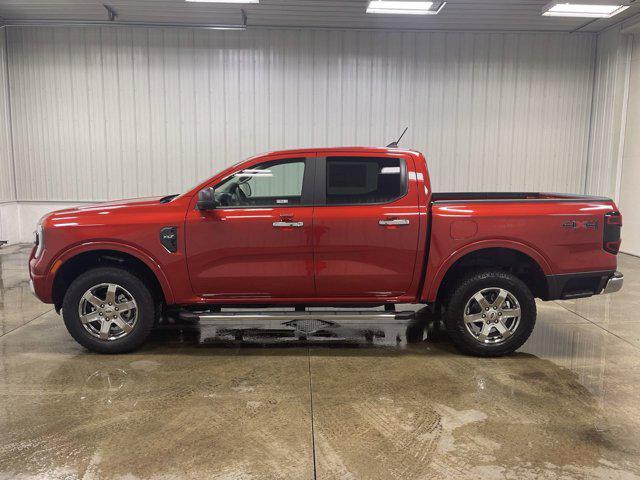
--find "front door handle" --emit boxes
[273,221,304,228]
[379,219,410,226]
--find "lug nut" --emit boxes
[115,307,119,311]
[99,312,103,316]
[482,314,486,318]
[108,302,112,306]
[498,312,502,316]
[100,304,105,308]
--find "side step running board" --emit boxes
[179,310,415,323]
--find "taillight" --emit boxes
[604,211,622,254]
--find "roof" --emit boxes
[264,146,421,157]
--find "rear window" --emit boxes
[325,156,406,205]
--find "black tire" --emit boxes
[444,270,536,357]
[62,267,156,353]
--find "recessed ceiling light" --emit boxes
[185,0,258,3]
[542,1,629,18]
[367,1,444,15]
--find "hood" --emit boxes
[48,196,167,217]
[39,196,171,229]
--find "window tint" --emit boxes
[326,157,405,205]
[213,158,306,207]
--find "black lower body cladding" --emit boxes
[545,270,618,300]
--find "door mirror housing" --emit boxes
[196,188,217,210]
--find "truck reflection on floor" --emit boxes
[153,308,443,348]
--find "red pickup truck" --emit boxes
[29,147,623,356]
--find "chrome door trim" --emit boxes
[379,219,410,226]
[273,221,304,228]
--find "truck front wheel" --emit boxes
[62,267,156,353]
[444,270,536,357]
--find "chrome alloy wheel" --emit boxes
[463,287,521,344]
[78,283,138,341]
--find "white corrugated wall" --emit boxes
[0,29,14,203]
[6,26,596,202]
[0,27,17,244]
[617,33,640,256]
[585,26,633,199]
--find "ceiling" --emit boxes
[0,0,638,33]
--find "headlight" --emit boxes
[34,224,44,258]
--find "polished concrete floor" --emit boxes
[1,244,640,480]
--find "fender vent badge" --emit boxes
[160,226,178,253]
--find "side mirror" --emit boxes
[196,188,217,211]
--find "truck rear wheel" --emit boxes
[62,267,156,353]
[444,270,536,357]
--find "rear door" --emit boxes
[313,153,421,298]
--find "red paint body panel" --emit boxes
[421,200,618,302]
[29,196,193,304]
[28,147,619,307]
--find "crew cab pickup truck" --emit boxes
[29,147,624,356]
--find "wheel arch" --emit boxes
[49,243,174,310]
[425,242,552,303]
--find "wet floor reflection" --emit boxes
[0,244,52,336]
[152,308,434,349]
[2,310,640,479]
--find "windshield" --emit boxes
[179,156,259,197]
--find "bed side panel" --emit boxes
[421,200,618,302]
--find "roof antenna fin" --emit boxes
[387,127,408,148]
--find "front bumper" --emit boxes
[29,272,52,303]
[602,271,624,294]
[29,250,53,303]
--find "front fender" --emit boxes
[48,241,175,304]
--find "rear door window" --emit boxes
[325,156,406,205]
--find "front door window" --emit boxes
[210,158,306,207]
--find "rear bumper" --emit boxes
[546,270,622,300]
[602,271,624,294]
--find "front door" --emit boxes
[313,154,421,298]
[185,156,316,299]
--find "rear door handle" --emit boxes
[273,221,304,228]
[379,219,410,226]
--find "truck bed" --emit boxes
[423,191,619,302]
[431,192,612,203]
